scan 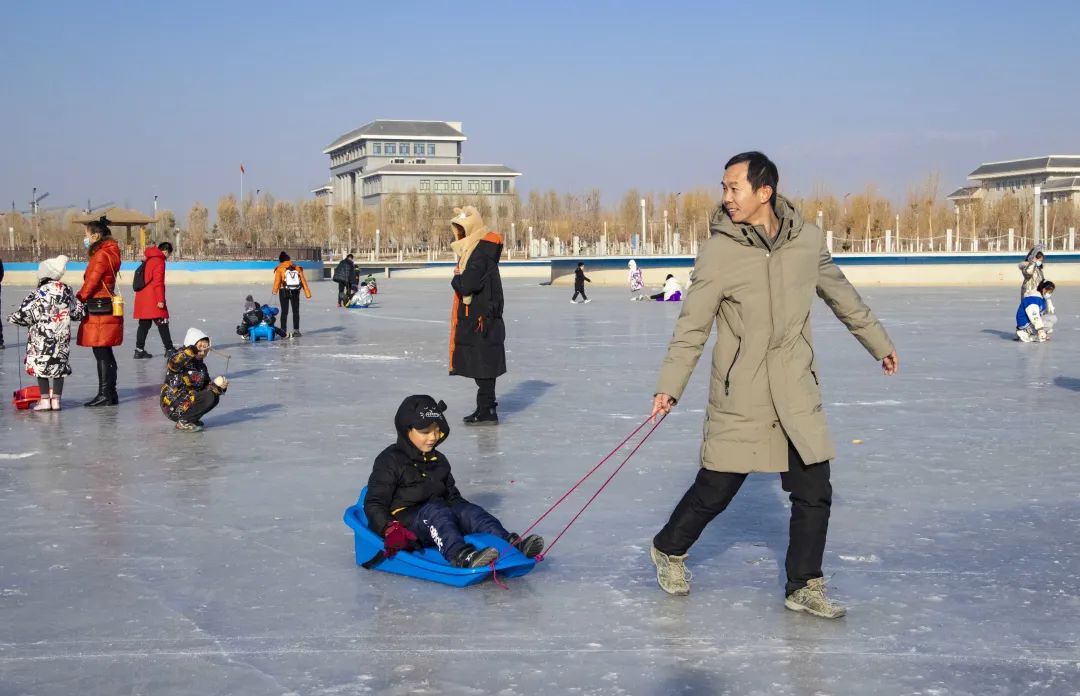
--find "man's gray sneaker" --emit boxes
[785,577,846,619]
[650,545,690,596]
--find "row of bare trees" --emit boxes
[4,175,1077,257]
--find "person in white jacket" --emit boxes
[648,274,683,302]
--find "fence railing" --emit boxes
[1,246,322,263]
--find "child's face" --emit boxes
[408,423,442,453]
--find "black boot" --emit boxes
[508,533,545,559]
[83,359,109,407]
[452,544,499,568]
[133,348,153,359]
[464,402,498,426]
[104,360,119,405]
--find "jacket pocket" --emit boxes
[723,338,742,397]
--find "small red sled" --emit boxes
[12,386,41,410]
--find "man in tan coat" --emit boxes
[649,152,898,619]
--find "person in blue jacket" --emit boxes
[364,395,544,568]
[1016,280,1056,343]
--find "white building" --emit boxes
[321,120,521,212]
[949,155,1080,205]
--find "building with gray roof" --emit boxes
[321,119,521,213]
[948,155,1080,205]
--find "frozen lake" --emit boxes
[2,278,1079,695]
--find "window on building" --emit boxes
[468,180,479,192]
[451,180,463,192]
[393,158,406,164]
[482,180,493,193]
[419,180,431,192]
[415,159,426,164]
[414,143,424,155]
[373,143,382,155]
[385,143,396,155]
[428,144,436,156]
[434,180,449,193]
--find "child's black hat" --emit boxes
[394,395,450,441]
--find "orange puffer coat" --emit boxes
[76,238,124,347]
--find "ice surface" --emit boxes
[2,280,1079,695]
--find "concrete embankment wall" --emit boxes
[548,254,1080,287]
[0,260,325,287]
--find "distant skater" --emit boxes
[272,252,312,337]
[628,259,645,301]
[571,262,591,303]
[1016,280,1056,342]
[1019,245,1045,301]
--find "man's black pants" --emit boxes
[653,441,832,595]
[336,281,350,306]
[279,289,301,331]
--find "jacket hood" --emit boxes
[144,246,165,261]
[450,205,495,273]
[183,327,211,349]
[394,395,450,457]
[628,259,637,270]
[1025,244,1045,262]
[709,195,806,249]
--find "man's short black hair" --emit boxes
[1038,280,1055,293]
[577,262,584,267]
[158,241,173,254]
[346,253,354,260]
[725,151,779,202]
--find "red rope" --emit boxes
[515,415,653,541]
[536,413,666,560]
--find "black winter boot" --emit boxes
[104,360,119,405]
[508,533,545,559]
[453,544,499,568]
[83,359,109,407]
[463,404,498,426]
[133,348,153,359]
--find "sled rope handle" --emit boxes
[487,413,667,588]
[536,413,666,560]
[516,415,654,541]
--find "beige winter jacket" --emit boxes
[655,196,894,473]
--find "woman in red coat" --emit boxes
[76,219,123,407]
[133,242,175,359]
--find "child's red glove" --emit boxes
[382,521,418,557]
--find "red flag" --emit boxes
[240,164,246,174]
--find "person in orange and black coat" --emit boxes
[363,395,543,568]
[448,206,506,425]
[0,255,5,349]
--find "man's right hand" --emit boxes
[651,393,676,421]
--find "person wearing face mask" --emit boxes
[160,327,228,432]
[1019,246,1045,301]
[75,218,123,407]
[1016,280,1057,343]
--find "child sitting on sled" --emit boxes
[364,395,544,568]
[236,297,287,339]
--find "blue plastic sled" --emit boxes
[343,487,537,587]
[249,323,275,342]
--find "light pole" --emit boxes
[640,198,647,252]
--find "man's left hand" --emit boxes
[882,351,899,376]
[157,302,165,309]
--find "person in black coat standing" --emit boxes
[448,206,506,425]
[332,254,355,307]
[0,255,5,349]
[571,262,591,304]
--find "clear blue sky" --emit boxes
[2,0,1077,219]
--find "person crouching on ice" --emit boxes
[1016,280,1057,343]
[364,395,544,568]
[161,328,228,432]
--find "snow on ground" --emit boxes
[1,279,1079,695]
